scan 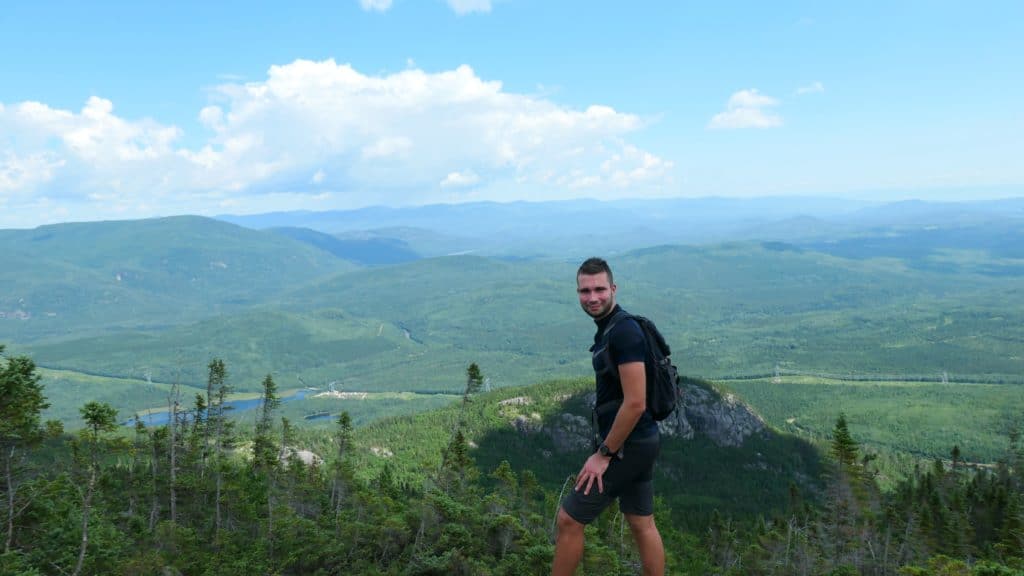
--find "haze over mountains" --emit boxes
[215,196,1024,258]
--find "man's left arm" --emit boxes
[573,361,646,495]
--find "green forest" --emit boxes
[2,210,1023,574]
[3,351,1023,575]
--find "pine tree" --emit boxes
[72,401,118,576]
[253,374,280,471]
[208,359,233,535]
[330,411,354,515]
[829,413,859,473]
[0,346,48,553]
[252,374,280,557]
[203,358,226,474]
[822,413,868,571]
[460,363,484,425]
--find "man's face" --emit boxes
[577,272,616,320]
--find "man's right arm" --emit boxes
[599,361,646,455]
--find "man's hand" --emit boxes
[574,452,611,495]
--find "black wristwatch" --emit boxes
[598,443,622,460]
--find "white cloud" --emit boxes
[0,59,672,227]
[796,81,825,95]
[708,89,783,130]
[361,136,413,159]
[441,169,480,187]
[359,0,392,12]
[0,151,65,193]
[447,0,492,15]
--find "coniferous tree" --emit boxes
[147,424,169,532]
[253,374,280,556]
[167,380,181,525]
[208,359,233,535]
[0,346,48,554]
[204,358,226,473]
[460,362,484,425]
[829,413,859,473]
[331,411,354,516]
[72,401,118,576]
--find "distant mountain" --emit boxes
[0,216,357,342]
[3,202,1022,427]
[845,197,1024,228]
[217,197,879,256]
[803,220,1024,263]
[269,226,421,266]
[218,196,1024,257]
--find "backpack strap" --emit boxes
[593,309,632,382]
[592,309,636,420]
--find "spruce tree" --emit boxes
[0,346,48,553]
[72,401,118,576]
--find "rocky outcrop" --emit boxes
[504,379,767,451]
[512,413,543,434]
[674,382,767,447]
[279,447,324,467]
[546,413,593,453]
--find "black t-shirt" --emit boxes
[591,305,658,439]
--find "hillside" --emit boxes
[0,216,358,342]
[2,201,1021,476]
[350,376,822,531]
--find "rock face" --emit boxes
[512,413,543,434]
[546,413,593,453]
[671,381,767,447]
[506,379,767,452]
[280,447,324,467]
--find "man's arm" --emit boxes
[573,361,646,495]
[601,361,646,454]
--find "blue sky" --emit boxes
[1,0,1021,228]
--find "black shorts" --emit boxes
[561,434,660,525]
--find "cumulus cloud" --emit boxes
[359,0,392,12]
[796,81,824,95]
[0,59,672,226]
[440,169,480,187]
[361,136,413,159]
[708,89,783,130]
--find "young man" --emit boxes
[552,257,665,576]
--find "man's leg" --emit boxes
[552,507,586,576]
[625,513,664,576]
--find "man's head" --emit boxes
[576,257,617,320]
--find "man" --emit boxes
[552,257,665,576]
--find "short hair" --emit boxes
[577,257,614,285]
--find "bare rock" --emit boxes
[512,414,542,434]
[680,383,767,447]
[546,413,593,453]
[280,447,324,467]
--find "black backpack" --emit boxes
[598,311,682,421]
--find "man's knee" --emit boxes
[624,513,657,534]
[556,507,585,535]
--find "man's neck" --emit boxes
[594,304,622,325]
